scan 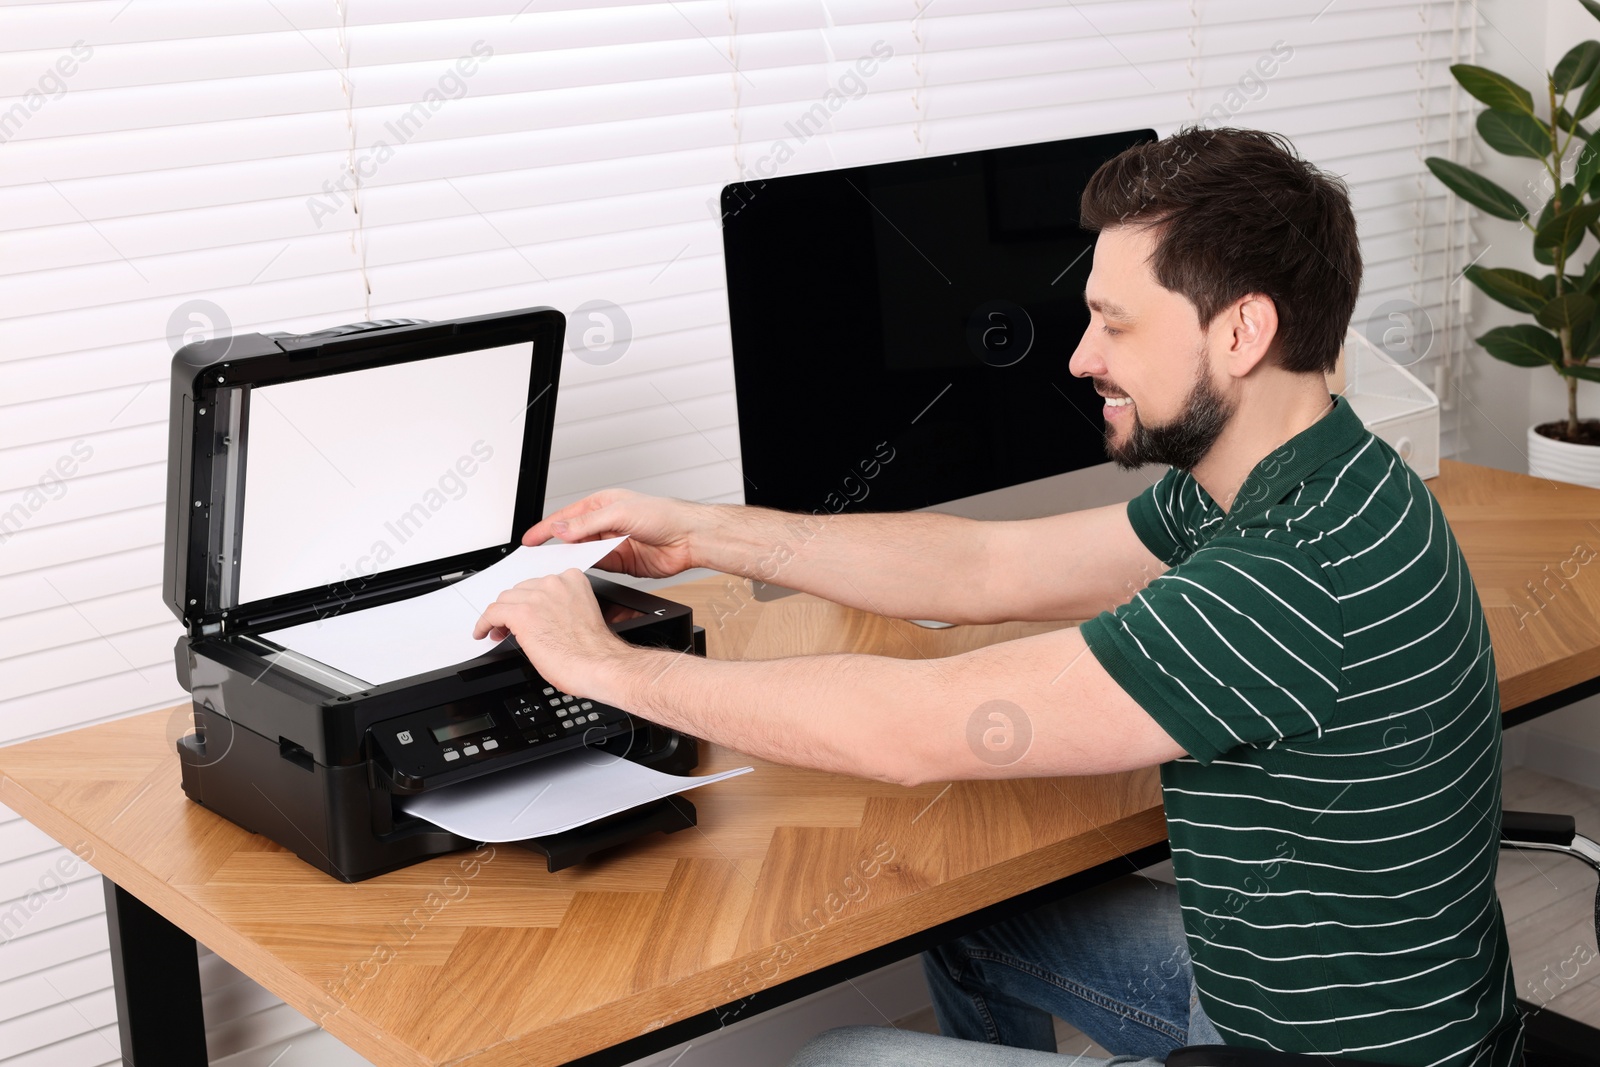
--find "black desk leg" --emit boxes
[103,878,209,1066]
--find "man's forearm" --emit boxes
[556,598,1180,784]
[694,504,997,623]
[597,641,944,785]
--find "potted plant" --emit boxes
[1427,3,1600,488]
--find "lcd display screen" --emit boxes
[431,713,496,744]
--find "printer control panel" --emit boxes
[369,684,631,793]
[504,685,615,745]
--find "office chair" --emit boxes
[1167,811,1600,1067]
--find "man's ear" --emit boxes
[1217,292,1279,376]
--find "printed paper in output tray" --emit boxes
[400,750,753,840]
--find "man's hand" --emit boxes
[473,568,631,696]
[522,489,705,579]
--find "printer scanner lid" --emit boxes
[162,308,565,636]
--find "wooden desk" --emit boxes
[2,458,1598,1067]
[1424,460,1600,720]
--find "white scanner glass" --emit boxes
[237,342,533,606]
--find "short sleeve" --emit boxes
[1127,467,1195,567]
[1078,536,1344,764]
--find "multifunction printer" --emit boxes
[162,308,703,882]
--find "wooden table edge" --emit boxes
[0,767,436,1067]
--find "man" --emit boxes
[474,127,1521,1067]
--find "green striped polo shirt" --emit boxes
[1079,394,1521,1067]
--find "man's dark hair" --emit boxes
[1079,126,1361,376]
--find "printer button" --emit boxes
[397,730,414,745]
[483,739,499,751]
[556,708,568,718]
[562,695,576,704]
[580,702,593,711]
[542,686,556,696]
[563,719,575,729]
[443,749,460,762]
[462,744,480,756]
[586,712,599,722]
[548,699,562,708]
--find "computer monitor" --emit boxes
[720,128,1166,527]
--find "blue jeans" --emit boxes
[790,874,1221,1066]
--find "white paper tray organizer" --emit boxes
[1337,325,1441,480]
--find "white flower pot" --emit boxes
[1528,422,1600,489]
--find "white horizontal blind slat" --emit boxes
[0,913,109,988]
[0,953,111,1032]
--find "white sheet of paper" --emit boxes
[261,537,628,687]
[400,751,753,840]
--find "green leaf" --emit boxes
[1425,157,1530,220]
[1561,361,1600,381]
[1478,325,1564,366]
[1450,63,1535,115]
[1478,110,1555,159]
[1542,273,1563,299]
[1555,41,1600,92]
[1556,107,1594,139]
[1464,265,1549,312]
[1535,199,1560,265]
[1535,199,1600,253]
[1577,134,1600,197]
[1581,255,1600,294]
[1575,312,1600,361]
[1584,0,1600,22]
[1576,70,1600,120]
[1579,316,1600,360]
[1538,291,1599,329]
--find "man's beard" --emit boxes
[1104,350,1235,472]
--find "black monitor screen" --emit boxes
[721,128,1156,514]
